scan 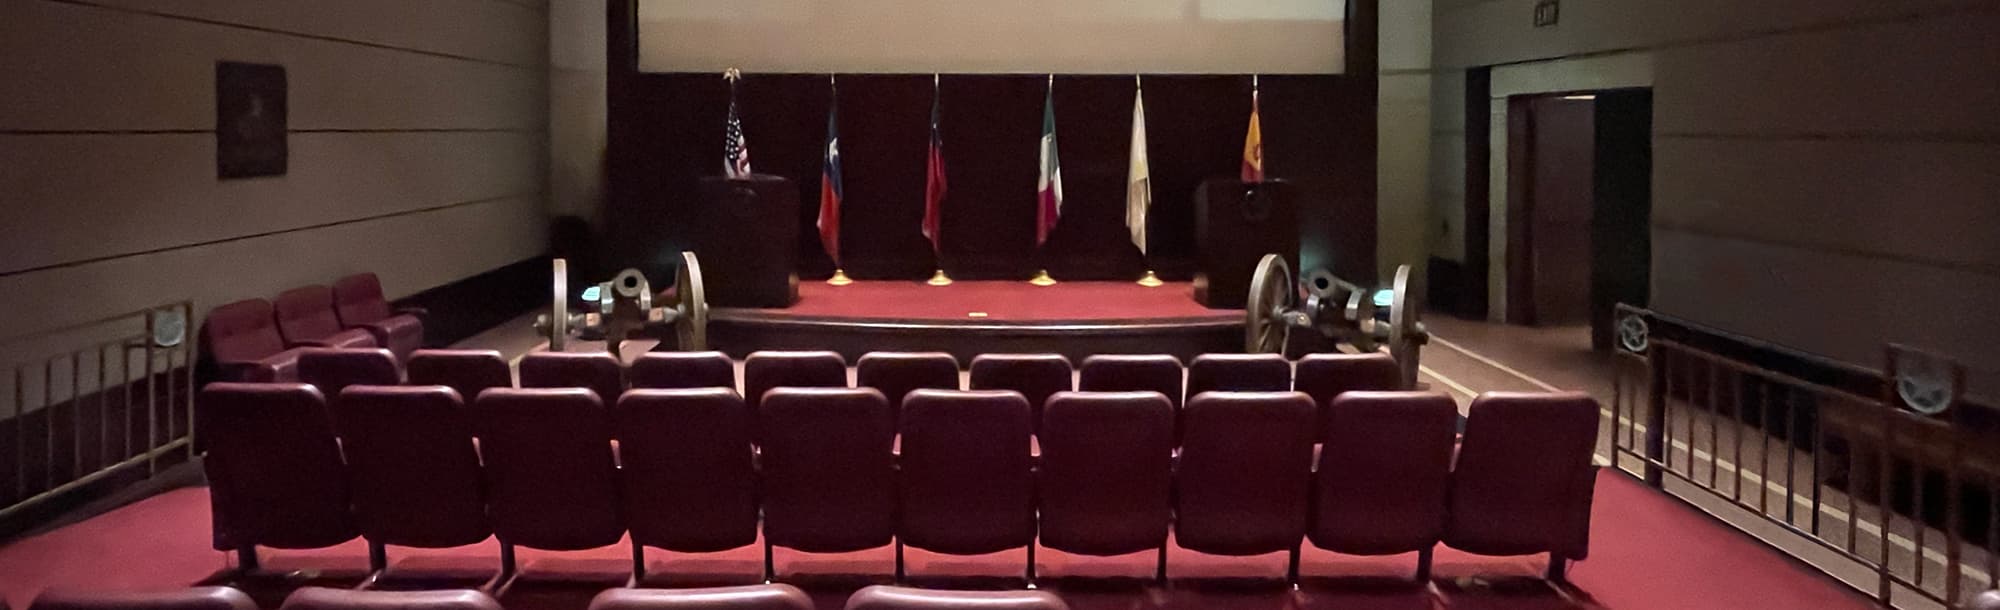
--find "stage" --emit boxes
[707,281,1244,361]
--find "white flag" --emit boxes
[1125,85,1152,255]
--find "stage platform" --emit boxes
[708,281,1243,362]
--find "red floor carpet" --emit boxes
[0,471,1873,609]
[758,281,1232,321]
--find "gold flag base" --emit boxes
[1136,270,1164,287]
[827,269,854,286]
[925,269,954,286]
[1029,269,1058,286]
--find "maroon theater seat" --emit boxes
[297,348,400,404]
[406,349,513,403]
[759,388,896,574]
[967,354,1072,431]
[29,588,257,610]
[844,586,1069,610]
[1294,353,1404,440]
[273,286,378,350]
[1175,391,1316,579]
[898,390,1035,577]
[473,389,623,562]
[1309,391,1459,580]
[202,299,307,382]
[278,588,500,610]
[628,351,738,390]
[1077,354,1185,409]
[196,383,357,563]
[334,385,489,571]
[615,389,758,569]
[331,273,425,363]
[857,352,961,419]
[1443,391,1601,581]
[519,351,625,405]
[1037,392,1174,574]
[1971,590,2000,610]
[1186,353,1291,398]
[741,350,848,423]
[588,585,812,610]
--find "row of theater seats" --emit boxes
[200,361,1600,587]
[200,273,425,383]
[28,584,1068,610]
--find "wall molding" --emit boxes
[41,0,549,71]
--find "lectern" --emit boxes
[693,175,800,307]
[1192,178,1299,309]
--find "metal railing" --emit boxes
[1609,304,1997,608]
[0,302,197,523]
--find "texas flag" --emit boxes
[922,83,948,256]
[816,90,843,266]
[1036,80,1064,246]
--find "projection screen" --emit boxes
[637,0,1347,74]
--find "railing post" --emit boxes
[1644,348,1668,488]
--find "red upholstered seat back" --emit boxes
[587,586,813,610]
[845,586,1070,610]
[1294,353,1404,439]
[30,587,258,610]
[203,299,287,363]
[967,354,1072,431]
[1175,391,1315,556]
[1037,391,1174,556]
[758,387,895,553]
[856,351,961,420]
[472,388,623,551]
[1077,355,1184,409]
[1444,391,1600,560]
[628,351,737,390]
[334,385,488,549]
[741,350,848,423]
[1310,391,1458,555]
[196,383,356,551]
[1186,353,1292,398]
[406,350,513,403]
[897,389,1034,555]
[297,348,400,403]
[518,351,625,405]
[615,388,758,553]
[278,588,501,610]
[331,273,395,326]
[273,286,351,344]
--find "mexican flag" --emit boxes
[1036,81,1063,247]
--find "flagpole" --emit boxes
[825,73,852,286]
[924,73,953,287]
[1030,73,1058,287]
[1129,74,1163,288]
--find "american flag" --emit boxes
[723,88,752,179]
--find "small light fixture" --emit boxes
[1561,94,1596,101]
[967,311,989,318]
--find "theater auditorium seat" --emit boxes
[1971,590,2000,610]
[28,587,258,610]
[196,383,356,567]
[898,390,1035,580]
[1175,391,1316,581]
[331,273,425,363]
[588,586,812,610]
[519,351,625,405]
[1309,391,1459,580]
[967,354,1072,431]
[473,389,624,570]
[1443,391,1601,581]
[273,286,378,350]
[857,352,961,419]
[297,348,400,404]
[201,299,308,382]
[406,349,513,403]
[334,385,489,572]
[1294,353,1404,439]
[1077,355,1185,409]
[742,351,848,423]
[628,351,737,390]
[844,586,1068,610]
[616,388,759,575]
[1185,353,1291,398]
[277,588,501,610]
[1037,391,1174,579]
[759,388,896,578]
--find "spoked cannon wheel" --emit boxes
[673,251,709,351]
[1244,254,1297,353]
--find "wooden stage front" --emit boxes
[708,281,1244,362]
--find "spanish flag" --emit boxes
[1240,84,1265,183]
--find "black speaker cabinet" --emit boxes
[693,175,800,307]
[1192,178,1299,309]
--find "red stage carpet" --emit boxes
[762,281,1232,321]
[0,471,1874,610]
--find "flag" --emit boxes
[922,82,948,256]
[723,82,753,179]
[1240,86,1264,183]
[1125,83,1152,255]
[1035,81,1063,246]
[817,88,843,266]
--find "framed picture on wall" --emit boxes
[215,61,287,179]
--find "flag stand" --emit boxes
[1136,270,1164,287]
[1029,269,1057,286]
[827,269,853,286]
[926,269,953,286]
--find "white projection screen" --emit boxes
[637,0,1347,75]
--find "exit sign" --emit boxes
[1534,0,1560,27]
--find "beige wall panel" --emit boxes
[1380,0,1434,71]
[549,68,607,221]
[1379,74,1434,276]
[1653,137,2000,273]
[1428,134,1467,262]
[1429,71,1465,133]
[84,0,548,66]
[550,0,608,71]
[0,132,541,274]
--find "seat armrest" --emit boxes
[395,306,428,320]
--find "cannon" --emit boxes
[533,252,709,355]
[1244,254,1429,387]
